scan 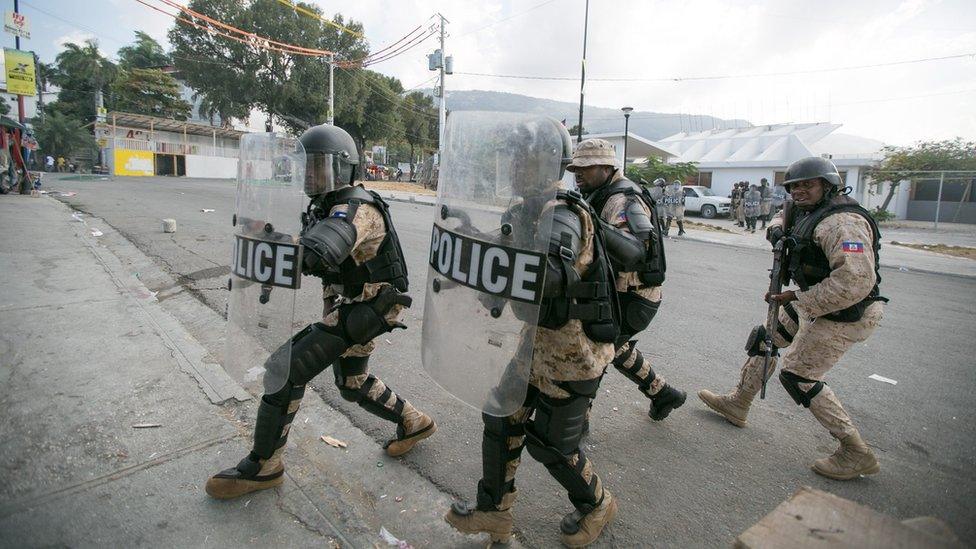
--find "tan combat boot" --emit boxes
[385,410,436,457]
[560,489,618,548]
[697,389,751,427]
[445,490,517,544]
[812,433,880,480]
[205,451,285,500]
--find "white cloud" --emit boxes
[55,30,97,49]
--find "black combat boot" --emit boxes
[649,384,687,421]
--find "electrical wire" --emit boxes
[349,29,438,68]
[274,0,362,37]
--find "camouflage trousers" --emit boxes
[735,301,884,439]
[477,379,604,514]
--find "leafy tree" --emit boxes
[568,123,587,137]
[169,0,372,131]
[625,155,698,184]
[48,39,117,122]
[118,31,172,69]
[400,90,436,173]
[33,57,55,118]
[33,110,96,158]
[869,138,976,213]
[335,70,403,168]
[111,68,192,119]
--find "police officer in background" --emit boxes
[743,183,762,233]
[647,177,667,233]
[699,156,887,480]
[759,178,773,229]
[663,179,686,236]
[206,124,436,500]
[571,139,685,421]
[445,122,620,547]
[735,182,748,227]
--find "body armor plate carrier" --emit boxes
[786,196,888,322]
[304,185,409,298]
[583,177,666,286]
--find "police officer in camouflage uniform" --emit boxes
[743,183,762,233]
[570,139,686,421]
[647,177,667,234]
[663,179,686,236]
[206,124,436,500]
[699,156,887,480]
[759,178,773,229]
[446,126,620,548]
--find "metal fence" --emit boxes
[866,170,976,228]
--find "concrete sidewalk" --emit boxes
[0,196,476,548]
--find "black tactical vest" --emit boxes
[786,195,887,322]
[536,191,620,344]
[583,177,667,287]
[306,185,409,298]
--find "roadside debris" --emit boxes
[868,374,898,385]
[378,527,413,549]
[90,228,103,237]
[162,219,177,233]
[132,423,163,429]
[201,208,215,213]
[320,435,348,448]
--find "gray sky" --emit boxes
[18,0,976,145]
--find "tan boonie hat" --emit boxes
[566,138,618,172]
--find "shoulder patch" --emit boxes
[330,210,348,219]
[842,241,864,253]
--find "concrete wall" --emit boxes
[860,180,910,219]
[186,154,237,179]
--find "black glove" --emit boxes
[766,225,784,245]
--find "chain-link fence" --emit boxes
[863,170,976,228]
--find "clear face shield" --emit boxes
[305,152,337,197]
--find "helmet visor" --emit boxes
[305,153,336,196]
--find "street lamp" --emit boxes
[621,106,634,166]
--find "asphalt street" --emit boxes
[46,175,976,547]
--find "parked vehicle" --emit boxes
[682,185,731,219]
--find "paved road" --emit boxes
[47,175,976,547]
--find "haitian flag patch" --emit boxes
[842,241,864,253]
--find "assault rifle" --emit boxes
[760,201,793,399]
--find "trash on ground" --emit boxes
[162,219,177,233]
[378,527,413,548]
[71,212,85,221]
[201,208,215,213]
[90,228,103,237]
[132,423,163,429]
[394,496,404,502]
[868,374,898,385]
[321,435,348,448]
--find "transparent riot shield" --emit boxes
[421,112,567,417]
[224,133,307,394]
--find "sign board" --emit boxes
[96,106,107,122]
[114,149,154,176]
[4,12,29,39]
[3,48,35,96]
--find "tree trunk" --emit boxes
[878,180,901,212]
[408,142,415,181]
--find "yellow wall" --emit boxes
[113,149,154,176]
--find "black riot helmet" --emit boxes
[299,124,359,197]
[783,156,842,192]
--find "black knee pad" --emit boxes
[286,322,350,386]
[745,325,771,357]
[779,370,824,408]
[619,293,659,337]
[526,388,593,459]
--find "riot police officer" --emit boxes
[648,177,667,233]
[663,179,686,236]
[759,177,773,229]
[441,116,619,547]
[699,156,887,480]
[571,139,685,421]
[743,183,762,233]
[206,124,435,500]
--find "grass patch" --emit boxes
[684,220,735,234]
[890,241,976,260]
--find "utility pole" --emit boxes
[13,0,25,123]
[437,13,448,157]
[328,53,335,125]
[575,0,589,144]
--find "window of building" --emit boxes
[695,171,712,188]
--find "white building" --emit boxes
[580,131,678,167]
[659,123,886,205]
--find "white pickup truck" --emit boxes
[682,185,732,219]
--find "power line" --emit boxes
[454,52,976,83]
[455,0,560,38]
[273,0,362,37]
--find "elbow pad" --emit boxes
[300,217,357,275]
[601,222,646,270]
